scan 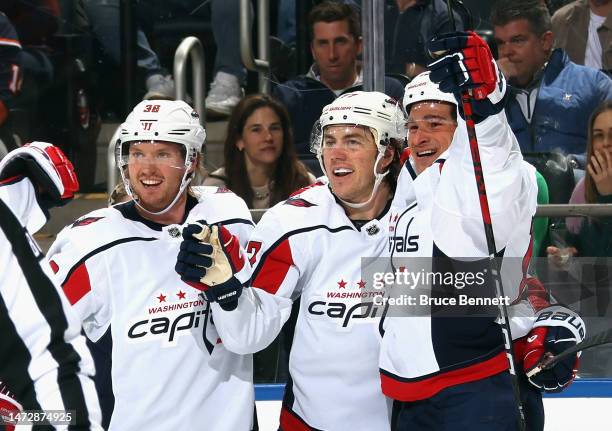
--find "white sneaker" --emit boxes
[144,74,175,100]
[206,71,244,117]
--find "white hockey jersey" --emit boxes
[47,187,254,431]
[0,176,102,429]
[380,111,539,402]
[210,182,392,431]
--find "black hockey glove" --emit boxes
[0,142,79,212]
[175,222,245,311]
[427,31,508,123]
[523,306,585,392]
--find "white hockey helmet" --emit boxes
[311,91,406,208]
[114,100,206,215]
[403,71,457,113]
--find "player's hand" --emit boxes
[175,222,245,311]
[427,31,507,122]
[0,142,79,210]
[523,305,585,392]
[588,150,612,196]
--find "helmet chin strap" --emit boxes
[133,177,192,216]
[123,169,193,217]
[324,151,389,209]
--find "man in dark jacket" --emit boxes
[272,1,404,173]
[492,0,612,157]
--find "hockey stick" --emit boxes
[442,2,526,430]
[526,328,612,377]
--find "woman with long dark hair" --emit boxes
[204,94,315,208]
[547,100,612,377]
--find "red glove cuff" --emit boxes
[219,226,245,274]
[523,326,549,374]
[463,31,497,100]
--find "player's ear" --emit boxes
[377,145,394,173]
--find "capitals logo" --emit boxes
[284,197,316,208]
[388,213,419,253]
[307,277,383,328]
[126,291,219,352]
[72,216,104,228]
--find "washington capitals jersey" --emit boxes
[380,111,538,402]
[211,182,392,431]
[47,186,255,431]
[0,176,102,429]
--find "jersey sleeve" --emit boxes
[0,176,48,234]
[507,275,553,339]
[431,111,538,301]
[211,207,299,355]
[47,221,113,342]
[0,195,103,429]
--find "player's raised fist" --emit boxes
[427,31,507,123]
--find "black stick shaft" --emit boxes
[444,1,526,430]
[541,328,612,370]
[461,94,526,431]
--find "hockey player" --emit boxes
[381,32,585,430]
[392,69,586,430]
[175,91,406,430]
[0,142,102,429]
[47,101,255,431]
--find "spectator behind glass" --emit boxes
[551,0,612,71]
[385,0,466,78]
[82,0,175,100]
[272,1,404,167]
[560,101,612,240]
[547,101,612,284]
[492,0,612,157]
[548,101,612,377]
[204,94,315,209]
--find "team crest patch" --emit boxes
[167,226,181,238]
[215,187,232,194]
[366,225,380,236]
[71,216,104,228]
[284,197,317,208]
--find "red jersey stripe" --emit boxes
[62,263,92,305]
[253,239,293,295]
[381,351,508,401]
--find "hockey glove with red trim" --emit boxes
[0,384,22,431]
[176,222,245,311]
[523,305,585,392]
[427,31,507,123]
[0,141,79,210]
